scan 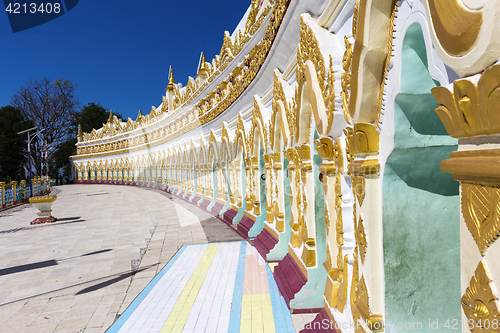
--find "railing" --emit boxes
[0,177,50,210]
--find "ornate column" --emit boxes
[316,137,349,315]
[296,144,316,268]
[0,182,5,209]
[21,180,26,201]
[346,124,384,331]
[162,164,166,188]
[117,165,122,183]
[271,152,285,232]
[83,166,88,182]
[263,154,274,225]
[11,181,17,205]
[283,148,301,248]
[433,65,500,331]
[244,157,254,213]
[251,156,261,216]
[96,165,102,182]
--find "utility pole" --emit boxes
[17,126,51,197]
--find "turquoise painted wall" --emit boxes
[290,131,327,309]
[383,23,461,331]
[268,154,291,260]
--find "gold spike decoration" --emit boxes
[198,52,208,77]
[461,261,500,332]
[167,68,176,91]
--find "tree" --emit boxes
[75,102,123,134]
[0,106,34,182]
[50,103,123,178]
[11,78,80,176]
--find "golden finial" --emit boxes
[77,124,83,137]
[108,110,113,122]
[167,67,176,90]
[197,52,208,76]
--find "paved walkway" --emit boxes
[108,242,295,333]
[0,185,313,332]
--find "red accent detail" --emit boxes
[221,206,238,226]
[30,217,57,225]
[236,215,255,239]
[199,199,211,211]
[293,308,322,314]
[211,202,224,216]
[273,253,307,307]
[253,226,279,258]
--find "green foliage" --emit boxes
[74,102,124,134]
[0,106,34,181]
[51,102,123,177]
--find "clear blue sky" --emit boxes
[0,1,250,121]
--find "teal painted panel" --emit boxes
[383,22,461,331]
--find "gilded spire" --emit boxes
[197,52,208,76]
[77,124,83,137]
[108,110,113,122]
[167,67,176,90]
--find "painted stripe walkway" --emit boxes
[106,241,295,333]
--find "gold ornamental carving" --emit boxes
[73,0,290,160]
[273,70,294,146]
[349,0,397,125]
[342,36,353,125]
[353,175,366,207]
[356,214,367,264]
[433,64,500,138]
[461,261,500,332]
[296,16,335,135]
[427,0,482,57]
[462,183,500,253]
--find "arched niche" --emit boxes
[382,21,460,327]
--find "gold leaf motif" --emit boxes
[433,64,500,138]
[357,214,367,264]
[461,261,500,332]
[462,183,500,253]
[355,274,371,321]
[273,71,295,144]
[209,130,217,144]
[341,36,353,125]
[353,175,366,207]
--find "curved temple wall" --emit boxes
[72,0,500,332]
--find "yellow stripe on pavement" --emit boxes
[160,244,219,333]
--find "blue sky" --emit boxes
[0,1,250,121]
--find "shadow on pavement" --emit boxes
[0,264,158,307]
[0,249,113,276]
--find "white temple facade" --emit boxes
[72,0,500,331]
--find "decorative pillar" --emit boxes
[11,181,17,205]
[315,137,349,314]
[83,166,89,182]
[21,180,26,201]
[263,154,274,225]
[271,152,285,232]
[283,148,301,249]
[346,124,384,331]
[0,182,5,209]
[296,144,316,268]
[433,65,500,331]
